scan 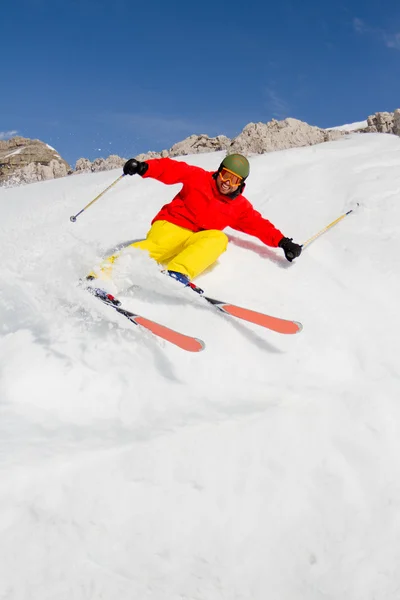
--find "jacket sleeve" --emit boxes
[230,199,284,247]
[141,157,204,185]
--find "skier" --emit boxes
[88,153,302,287]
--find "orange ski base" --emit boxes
[221,304,302,335]
[134,316,205,352]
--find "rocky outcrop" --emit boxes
[77,111,399,173]
[74,151,167,171]
[74,154,126,174]
[75,122,341,173]
[329,110,400,136]
[134,150,169,162]
[75,134,230,171]
[0,137,71,186]
[392,109,400,136]
[168,134,230,157]
[5,109,400,187]
[365,111,394,133]
[228,118,343,155]
[354,110,400,135]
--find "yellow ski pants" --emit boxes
[98,220,228,280]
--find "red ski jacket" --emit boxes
[142,157,284,247]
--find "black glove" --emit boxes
[278,237,302,262]
[123,158,149,176]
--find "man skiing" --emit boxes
[89,153,302,287]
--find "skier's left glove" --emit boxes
[278,237,302,262]
[123,158,149,176]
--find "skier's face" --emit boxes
[216,168,243,195]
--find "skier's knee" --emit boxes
[209,230,228,252]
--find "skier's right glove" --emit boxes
[123,158,149,176]
[278,237,302,262]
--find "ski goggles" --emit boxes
[219,167,243,187]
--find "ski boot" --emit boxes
[86,286,121,307]
[165,270,204,295]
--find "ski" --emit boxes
[202,295,302,334]
[184,283,302,335]
[87,287,205,353]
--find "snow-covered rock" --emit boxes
[169,133,231,157]
[0,136,71,186]
[228,118,343,155]
[393,109,400,136]
[74,154,126,173]
[366,111,394,133]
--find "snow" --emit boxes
[44,142,62,159]
[4,148,23,158]
[1,132,400,599]
[328,120,368,131]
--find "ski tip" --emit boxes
[279,320,303,334]
[193,337,206,352]
[134,315,206,352]
[181,336,206,352]
[272,319,303,335]
[293,321,303,334]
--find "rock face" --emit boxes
[168,134,231,157]
[0,137,71,186]
[76,134,230,171]
[5,109,400,187]
[392,109,400,136]
[228,118,343,154]
[355,110,400,135]
[75,123,342,173]
[74,155,126,174]
[365,111,394,133]
[135,150,169,161]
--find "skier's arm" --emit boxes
[123,157,203,185]
[143,157,205,185]
[231,201,284,247]
[232,200,302,260]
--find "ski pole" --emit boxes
[302,205,358,249]
[70,174,125,222]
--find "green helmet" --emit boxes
[220,154,250,180]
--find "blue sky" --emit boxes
[2,0,400,167]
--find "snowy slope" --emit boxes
[1,133,400,600]
[328,120,368,131]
